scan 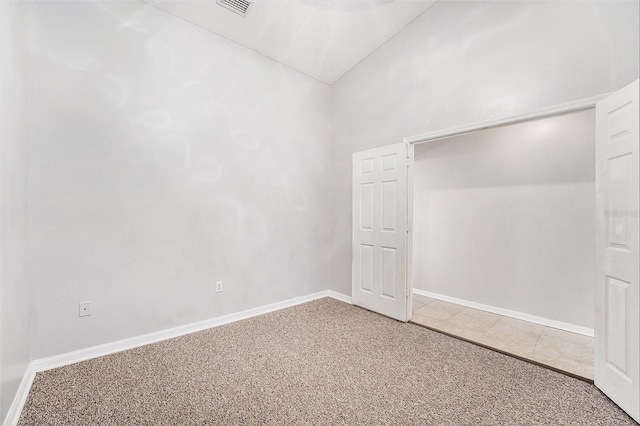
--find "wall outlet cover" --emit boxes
[79,301,91,317]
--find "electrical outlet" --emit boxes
[79,301,91,317]
[215,281,223,293]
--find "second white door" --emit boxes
[595,79,640,423]
[352,143,409,322]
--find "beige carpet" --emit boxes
[19,298,635,425]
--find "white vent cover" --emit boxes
[216,0,252,17]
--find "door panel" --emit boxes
[595,79,639,423]
[359,244,374,293]
[352,143,409,321]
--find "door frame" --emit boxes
[403,92,611,314]
[404,94,610,146]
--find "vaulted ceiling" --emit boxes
[142,0,438,84]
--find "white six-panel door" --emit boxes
[352,143,409,322]
[595,79,640,423]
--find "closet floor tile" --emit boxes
[412,301,427,312]
[476,334,536,359]
[413,294,436,307]
[431,320,488,341]
[488,316,545,337]
[532,330,594,377]
[409,294,594,381]
[413,300,465,322]
[411,312,440,328]
[445,309,499,337]
[539,327,594,349]
[530,351,594,380]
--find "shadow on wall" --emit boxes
[414,110,596,189]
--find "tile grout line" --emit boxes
[476,312,503,340]
[530,326,547,358]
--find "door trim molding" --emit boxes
[404,93,611,145]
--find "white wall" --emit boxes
[28,1,332,359]
[0,0,31,422]
[330,0,640,296]
[413,110,595,328]
[12,0,640,364]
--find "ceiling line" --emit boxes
[139,0,333,86]
[330,0,440,87]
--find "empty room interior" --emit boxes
[0,0,639,424]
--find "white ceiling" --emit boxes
[142,0,438,84]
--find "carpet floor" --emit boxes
[19,298,635,425]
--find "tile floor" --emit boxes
[410,294,594,381]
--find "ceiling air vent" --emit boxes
[216,0,252,17]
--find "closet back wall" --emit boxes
[28,1,332,359]
[413,110,595,328]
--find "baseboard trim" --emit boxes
[412,289,594,337]
[32,290,351,372]
[4,289,351,426]
[327,290,352,304]
[3,365,36,426]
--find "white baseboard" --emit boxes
[3,365,35,426]
[327,290,352,304]
[3,289,350,426]
[412,289,594,337]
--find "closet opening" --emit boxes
[409,109,596,381]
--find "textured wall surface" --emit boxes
[330,0,640,308]
[413,110,596,327]
[0,0,31,421]
[28,1,332,359]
